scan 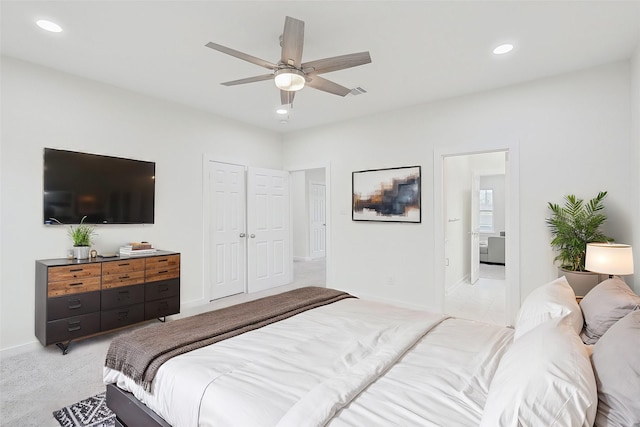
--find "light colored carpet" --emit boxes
[0,258,326,426]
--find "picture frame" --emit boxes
[352,166,421,223]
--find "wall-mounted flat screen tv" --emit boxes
[43,148,155,225]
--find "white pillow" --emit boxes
[480,316,597,427]
[514,276,583,340]
[591,310,640,426]
[579,277,640,344]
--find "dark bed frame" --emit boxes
[106,383,170,427]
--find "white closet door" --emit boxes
[247,167,291,292]
[309,182,326,259]
[207,161,246,300]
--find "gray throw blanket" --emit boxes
[105,286,355,391]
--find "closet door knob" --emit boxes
[239,233,246,238]
[250,234,256,238]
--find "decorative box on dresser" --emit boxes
[35,250,180,354]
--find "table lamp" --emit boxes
[585,243,634,278]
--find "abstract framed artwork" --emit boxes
[352,166,421,223]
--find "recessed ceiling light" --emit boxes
[276,108,288,115]
[493,43,514,55]
[36,19,63,33]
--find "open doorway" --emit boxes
[440,150,513,325]
[290,168,327,286]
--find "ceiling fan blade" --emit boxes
[305,75,351,96]
[302,51,371,75]
[221,74,274,86]
[281,16,304,67]
[280,90,296,105]
[205,42,278,70]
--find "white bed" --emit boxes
[105,278,640,427]
[105,298,512,426]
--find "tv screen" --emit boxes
[43,148,155,224]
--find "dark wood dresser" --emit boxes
[35,250,180,354]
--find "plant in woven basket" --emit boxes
[546,191,613,272]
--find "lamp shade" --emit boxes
[585,243,634,275]
[274,69,305,91]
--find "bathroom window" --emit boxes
[479,189,494,233]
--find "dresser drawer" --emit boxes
[101,303,144,331]
[102,270,145,289]
[145,298,180,320]
[46,312,100,345]
[101,285,145,310]
[48,264,101,282]
[48,276,101,297]
[102,259,145,276]
[146,255,180,282]
[47,291,100,321]
[145,279,180,302]
[146,254,180,270]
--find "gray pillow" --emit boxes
[591,310,640,427]
[579,278,640,344]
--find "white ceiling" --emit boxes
[2,1,639,134]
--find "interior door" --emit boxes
[470,174,480,284]
[247,167,291,292]
[207,161,246,300]
[309,182,326,259]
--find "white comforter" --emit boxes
[104,298,513,427]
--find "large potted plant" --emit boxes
[67,216,96,259]
[546,191,613,295]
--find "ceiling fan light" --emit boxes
[274,69,305,91]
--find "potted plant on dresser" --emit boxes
[68,216,96,260]
[546,191,612,296]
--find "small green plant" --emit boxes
[546,191,613,272]
[51,216,96,247]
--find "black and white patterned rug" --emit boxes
[53,392,115,427]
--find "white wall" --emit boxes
[631,44,640,293]
[0,57,283,352]
[2,56,637,353]
[283,61,633,310]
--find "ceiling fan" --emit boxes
[205,16,372,105]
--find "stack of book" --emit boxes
[119,242,156,256]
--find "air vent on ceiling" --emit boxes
[350,87,367,96]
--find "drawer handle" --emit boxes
[158,270,168,274]
[69,282,84,287]
[67,320,81,332]
[119,275,130,280]
[158,285,169,292]
[68,299,82,309]
[118,263,130,267]
[118,290,130,295]
[158,259,169,263]
[69,268,83,272]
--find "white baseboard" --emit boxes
[445,275,469,295]
[0,340,42,359]
[293,256,312,262]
